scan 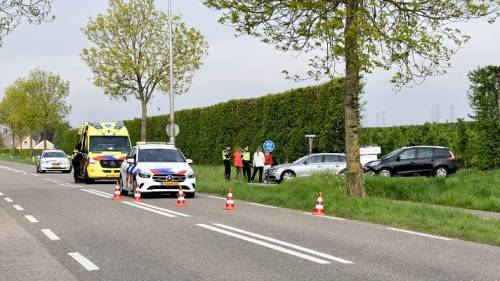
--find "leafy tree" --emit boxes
[0,82,27,149]
[467,65,500,169]
[0,0,54,46]
[203,0,499,197]
[82,0,208,141]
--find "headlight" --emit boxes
[138,171,151,178]
[187,172,195,179]
[88,159,97,164]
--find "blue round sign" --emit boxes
[263,140,275,152]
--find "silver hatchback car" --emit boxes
[267,153,346,183]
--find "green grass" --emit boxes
[365,169,500,212]
[0,153,36,165]
[194,165,500,246]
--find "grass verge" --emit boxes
[194,165,500,246]
[0,153,36,165]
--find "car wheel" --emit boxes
[186,192,195,198]
[434,167,448,178]
[84,172,93,184]
[41,170,46,174]
[280,170,296,181]
[379,168,391,177]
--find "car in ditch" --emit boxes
[119,142,196,198]
[36,150,71,173]
[363,146,457,177]
[267,153,346,183]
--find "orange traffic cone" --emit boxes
[224,187,236,210]
[112,180,121,201]
[133,182,142,202]
[176,186,187,207]
[312,192,325,216]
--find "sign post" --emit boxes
[304,134,316,154]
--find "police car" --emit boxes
[119,142,196,198]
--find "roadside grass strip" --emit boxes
[134,202,191,217]
[121,201,177,218]
[41,229,61,241]
[13,205,24,211]
[387,227,453,241]
[4,197,13,203]
[24,215,39,223]
[197,223,353,265]
[68,252,99,271]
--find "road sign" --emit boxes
[263,140,275,152]
[166,123,179,137]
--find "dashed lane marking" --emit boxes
[13,205,24,211]
[213,223,354,264]
[41,229,60,241]
[134,202,191,217]
[197,224,332,265]
[122,201,177,218]
[68,252,99,271]
[24,215,39,223]
[387,227,453,241]
[4,197,13,203]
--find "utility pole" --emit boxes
[168,0,175,145]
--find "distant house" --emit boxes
[16,137,37,149]
[34,140,55,150]
[0,125,18,149]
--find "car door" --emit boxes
[321,154,341,174]
[414,148,435,174]
[303,155,323,176]
[392,148,416,175]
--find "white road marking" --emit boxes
[197,224,331,264]
[41,229,60,241]
[24,215,39,223]
[387,227,453,241]
[4,197,13,203]
[214,223,353,264]
[134,202,191,217]
[81,189,112,199]
[249,202,278,209]
[0,192,3,196]
[13,205,24,211]
[30,173,39,177]
[88,189,113,196]
[68,252,99,271]
[122,201,176,218]
[303,212,347,221]
[207,195,226,200]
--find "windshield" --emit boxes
[138,148,185,163]
[89,136,130,152]
[381,148,405,160]
[293,155,309,164]
[43,151,66,158]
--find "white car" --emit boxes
[36,150,72,173]
[267,153,346,182]
[119,143,196,198]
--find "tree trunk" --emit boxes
[140,100,148,142]
[344,0,365,197]
[29,134,33,157]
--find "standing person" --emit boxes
[222,145,231,181]
[242,145,251,182]
[251,147,265,183]
[233,146,243,181]
[264,151,273,182]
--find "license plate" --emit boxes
[106,174,115,177]
[52,164,60,167]
[162,182,179,186]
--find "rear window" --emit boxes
[433,148,450,158]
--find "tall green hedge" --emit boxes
[124,79,346,164]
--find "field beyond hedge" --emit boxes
[194,165,500,246]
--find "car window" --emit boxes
[126,148,135,159]
[337,155,346,162]
[398,149,416,160]
[323,155,339,162]
[381,148,405,160]
[305,155,322,164]
[417,148,434,158]
[42,151,66,158]
[138,148,185,163]
[433,148,449,157]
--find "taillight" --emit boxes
[447,151,455,161]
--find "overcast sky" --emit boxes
[1,1,499,128]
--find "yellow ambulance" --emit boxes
[72,121,131,183]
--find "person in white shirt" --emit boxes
[251,146,265,183]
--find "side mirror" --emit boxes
[303,162,309,165]
[36,156,41,159]
[126,158,135,164]
[396,156,401,161]
[186,159,193,164]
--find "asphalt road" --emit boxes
[0,160,499,281]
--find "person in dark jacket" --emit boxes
[222,145,231,181]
